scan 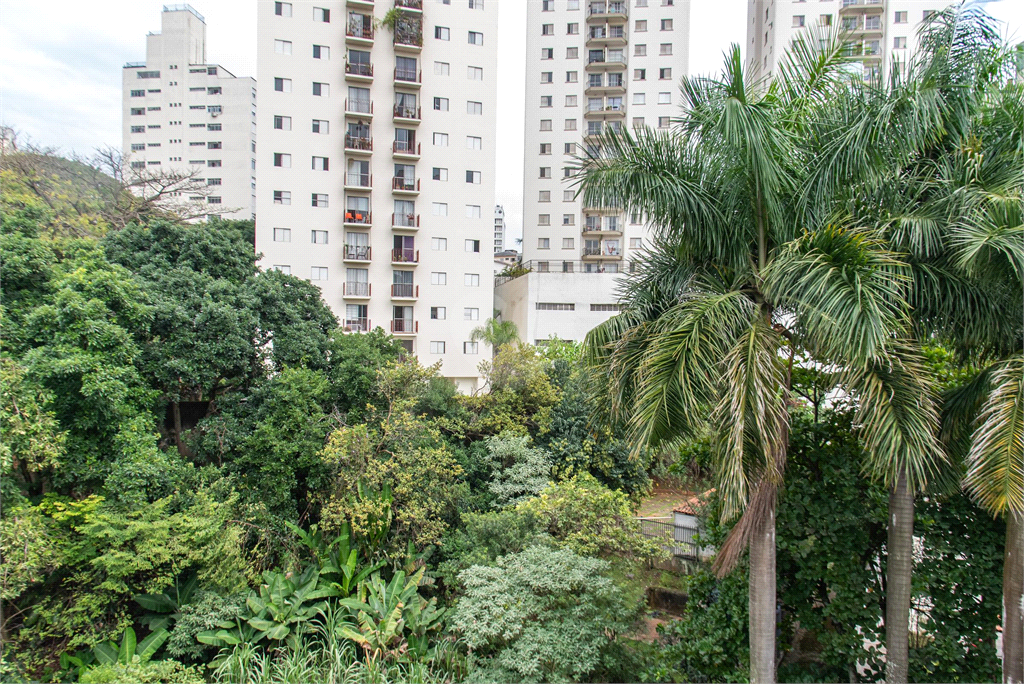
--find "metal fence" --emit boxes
[637,517,699,559]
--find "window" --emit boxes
[658,116,670,128]
[130,126,145,133]
[273,153,291,167]
[130,89,145,97]
[433,132,449,146]
[435,26,450,40]
[465,239,481,253]
[273,190,291,204]
[311,266,329,280]
[635,44,647,56]
[312,156,329,171]
[429,341,446,354]
[895,11,908,23]
[130,143,145,151]
[313,82,329,96]
[894,36,907,49]
[273,227,291,242]
[207,141,222,149]
[430,97,449,112]
[660,43,672,55]
[274,39,292,54]
[130,108,145,116]
[633,93,646,105]
[274,115,292,130]
[819,14,832,26]
[567,47,579,59]
[539,190,551,201]
[538,214,551,225]
[469,0,483,8]
[563,189,575,200]
[313,7,330,22]
[467,101,483,114]
[634,68,646,80]
[661,18,673,30]
[466,205,482,218]
[658,91,671,104]
[467,136,483,149]
[792,15,805,28]
[464,342,479,354]
[631,116,644,128]
[542,24,554,35]
[432,167,449,181]
[591,304,620,312]
[464,308,480,321]
[207,160,222,167]
[563,167,573,178]
[565,119,577,131]
[566,97,579,110]
[313,44,329,59]
[923,10,936,21]
[274,77,291,92]
[431,237,448,250]
[468,31,484,45]
[541,72,553,84]
[312,193,329,207]
[540,167,552,178]
[566,72,578,84]
[272,265,291,275]
[568,0,579,7]
[312,230,329,244]
[464,274,480,286]
[432,202,449,216]
[536,303,575,311]
[540,119,552,131]
[275,2,292,16]
[434,61,450,75]
[635,19,647,31]
[468,66,484,80]
[539,143,552,155]
[312,119,329,133]
[431,306,447,319]
[431,272,447,285]
[630,237,643,249]
[542,47,554,60]
[542,0,553,9]
[660,67,672,80]
[562,214,575,225]
[466,170,482,184]
[541,95,553,107]
[568,22,579,34]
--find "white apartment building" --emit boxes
[122,4,256,220]
[493,204,505,252]
[748,0,958,82]
[497,0,691,344]
[255,0,498,393]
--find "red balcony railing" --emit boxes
[344,210,371,224]
[392,212,420,228]
[391,319,419,333]
[393,140,420,155]
[391,248,419,263]
[392,177,420,192]
[344,282,371,296]
[393,104,421,120]
[344,245,371,261]
[391,284,418,298]
[345,135,373,151]
[346,62,374,77]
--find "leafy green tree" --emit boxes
[436,510,548,596]
[452,546,641,683]
[324,328,406,420]
[485,434,553,507]
[249,268,338,372]
[470,318,519,354]
[0,358,65,502]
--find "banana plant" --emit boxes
[287,520,387,598]
[337,567,444,662]
[134,571,199,631]
[62,626,170,677]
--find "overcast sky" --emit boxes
[1,0,1021,243]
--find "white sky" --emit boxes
[0,0,1020,244]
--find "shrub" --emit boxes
[485,434,553,507]
[79,658,204,684]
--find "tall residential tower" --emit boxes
[255,0,499,392]
[122,4,256,220]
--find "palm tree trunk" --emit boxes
[1004,510,1023,684]
[749,502,777,684]
[886,472,914,683]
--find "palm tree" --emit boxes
[579,31,946,683]
[470,318,520,355]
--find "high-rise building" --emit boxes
[747,0,958,82]
[493,204,505,252]
[122,4,256,220]
[497,0,691,345]
[256,0,498,392]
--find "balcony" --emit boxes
[346,24,375,46]
[392,212,420,230]
[587,3,627,23]
[343,316,371,332]
[393,23,424,53]
[585,80,627,96]
[345,135,373,155]
[391,248,419,265]
[392,177,421,195]
[345,99,374,119]
[393,104,421,124]
[343,282,371,298]
[347,0,374,8]
[394,68,422,88]
[586,55,627,72]
[584,103,626,120]
[343,245,371,262]
[395,0,423,11]
[839,0,883,12]
[587,26,627,47]
[345,62,374,83]
[582,247,623,260]
[390,283,419,300]
[583,222,622,235]
[344,210,371,226]
[345,173,373,192]
[392,140,421,159]
[390,319,418,335]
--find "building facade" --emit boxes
[122,4,256,220]
[493,204,505,252]
[747,0,958,82]
[255,0,498,392]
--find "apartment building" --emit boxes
[494,204,506,252]
[497,0,691,344]
[748,0,958,82]
[255,0,498,393]
[121,4,256,220]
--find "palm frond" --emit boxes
[964,355,1024,515]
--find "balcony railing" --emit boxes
[584,223,620,232]
[393,140,420,155]
[344,282,371,296]
[392,212,420,228]
[393,104,421,120]
[395,68,421,83]
[588,3,627,17]
[344,210,371,224]
[391,284,419,298]
[344,317,370,332]
[588,55,627,66]
[346,173,372,188]
[344,245,371,261]
[392,248,419,263]
[346,24,374,40]
[345,135,373,151]
[346,62,374,77]
[345,99,373,114]
[394,29,424,47]
[392,177,420,192]
[395,0,423,9]
[391,319,418,333]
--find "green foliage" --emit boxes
[469,318,520,352]
[517,473,663,562]
[452,546,641,683]
[485,434,553,507]
[286,521,386,597]
[78,658,204,684]
[324,329,406,420]
[0,358,66,503]
[165,590,246,663]
[134,572,199,632]
[436,510,548,596]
